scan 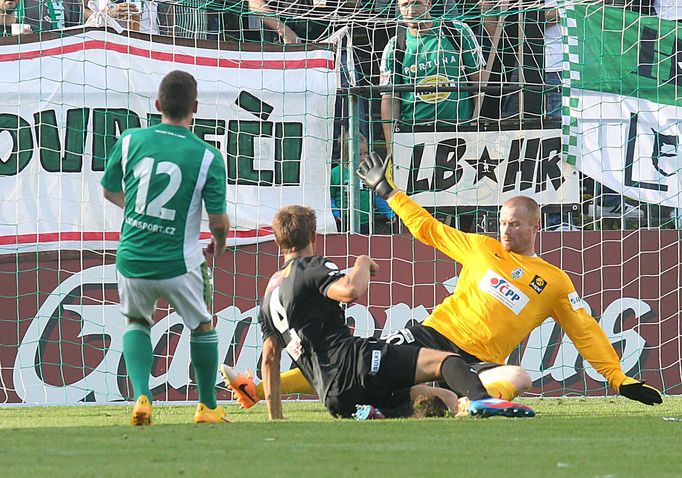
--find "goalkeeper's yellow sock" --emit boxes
[255,368,315,398]
[484,380,519,401]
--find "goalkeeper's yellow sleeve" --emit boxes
[256,368,315,399]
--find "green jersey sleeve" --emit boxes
[100,133,125,193]
[452,20,485,75]
[202,148,227,215]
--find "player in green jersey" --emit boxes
[101,70,230,425]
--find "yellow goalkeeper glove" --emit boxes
[619,377,662,405]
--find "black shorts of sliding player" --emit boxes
[324,339,420,418]
[382,325,503,397]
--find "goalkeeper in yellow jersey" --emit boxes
[222,153,662,412]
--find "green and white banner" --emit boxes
[393,128,579,207]
[0,29,337,253]
[565,5,682,208]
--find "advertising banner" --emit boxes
[0,29,337,254]
[1,232,679,404]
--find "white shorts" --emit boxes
[117,263,213,330]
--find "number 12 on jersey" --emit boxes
[132,157,182,221]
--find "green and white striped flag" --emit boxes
[564,4,682,207]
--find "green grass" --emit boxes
[1,397,681,477]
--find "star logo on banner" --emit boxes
[465,147,501,184]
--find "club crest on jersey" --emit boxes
[479,270,529,314]
[511,267,524,279]
[529,275,547,294]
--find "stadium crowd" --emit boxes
[3,0,680,231]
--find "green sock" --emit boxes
[190,328,219,409]
[123,323,153,402]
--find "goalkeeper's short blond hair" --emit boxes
[503,196,541,225]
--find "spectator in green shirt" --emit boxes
[379,0,484,155]
[331,133,395,234]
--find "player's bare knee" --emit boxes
[414,349,449,382]
[512,367,532,393]
[125,316,149,327]
[193,321,214,334]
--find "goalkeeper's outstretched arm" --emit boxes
[554,290,663,406]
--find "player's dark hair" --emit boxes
[272,205,317,252]
[411,394,448,418]
[157,70,197,120]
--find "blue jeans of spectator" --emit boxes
[206,11,221,41]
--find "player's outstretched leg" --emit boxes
[467,397,535,418]
[131,395,153,426]
[353,404,385,421]
[220,364,259,409]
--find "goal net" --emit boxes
[0,0,679,404]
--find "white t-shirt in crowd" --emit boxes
[138,0,159,35]
[655,0,682,20]
[545,0,562,73]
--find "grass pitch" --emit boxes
[1,397,681,478]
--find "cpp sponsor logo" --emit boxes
[490,277,521,302]
[479,270,529,314]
